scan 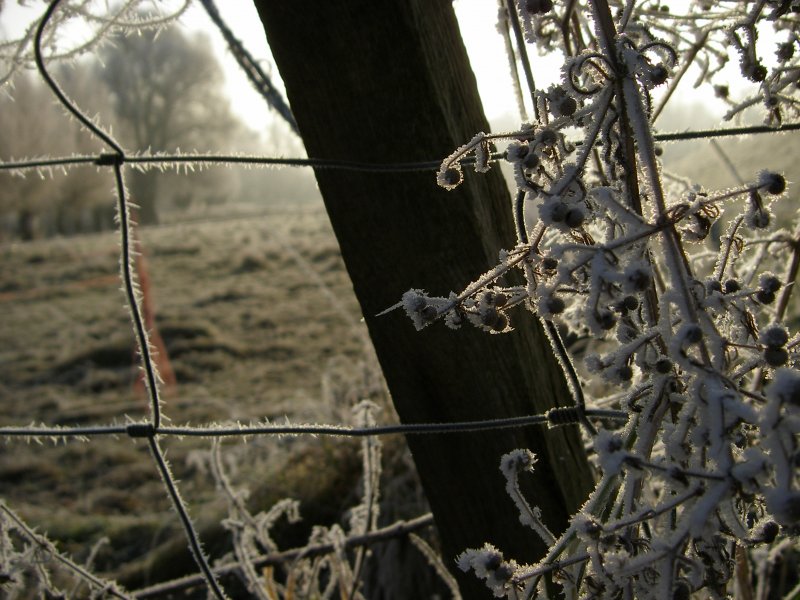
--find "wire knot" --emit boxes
[95,152,124,167]
[126,423,156,438]
[546,406,582,427]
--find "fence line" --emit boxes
[2,121,799,176]
[132,514,436,598]
[0,407,628,440]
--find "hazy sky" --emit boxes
[0,0,548,140]
[0,0,762,146]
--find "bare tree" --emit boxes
[96,26,240,224]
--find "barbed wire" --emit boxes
[0,407,628,440]
[2,122,799,176]
[197,0,299,135]
[131,513,435,598]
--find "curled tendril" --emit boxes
[568,53,615,96]
[639,41,679,68]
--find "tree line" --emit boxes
[0,24,316,241]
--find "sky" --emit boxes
[0,0,768,148]
[0,0,547,144]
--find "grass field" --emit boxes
[0,205,440,595]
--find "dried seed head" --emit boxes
[714,85,729,98]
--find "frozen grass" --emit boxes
[0,206,428,589]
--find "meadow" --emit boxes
[0,204,440,595]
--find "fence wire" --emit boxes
[1,0,799,598]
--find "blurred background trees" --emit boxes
[0,20,319,240]
[95,26,240,225]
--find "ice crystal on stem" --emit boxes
[397,0,800,597]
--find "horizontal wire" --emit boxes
[0,408,627,439]
[1,122,797,174]
[132,513,435,598]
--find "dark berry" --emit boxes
[627,268,652,292]
[492,312,509,332]
[558,96,577,116]
[421,305,438,321]
[759,521,780,544]
[506,143,530,162]
[622,295,639,311]
[538,128,557,145]
[715,85,729,98]
[654,145,663,156]
[597,309,617,330]
[481,307,500,327]
[655,358,673,374]
[760,325,789,348]
[494,562,515,581]
[777,42,795,61]
[684,324,703,344]
[757,289,776,304]
[762,172,786,195]
[760,274,782,293]
[764,346,789,367]
[545,296,566,314]
[526,0,553,13]
[484,553,503,571]
[706,280,723,294]
[750,64,768,82]
[442,168,461,186]
[522,152,540,169]
[617,365,634,381]
[648,65,669,86]
[494,292,508,308]
[750,209,770,229]
[724,279,741,294]
[541,256,558,271]
[565,208,586,229]
[550,202,569,222]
